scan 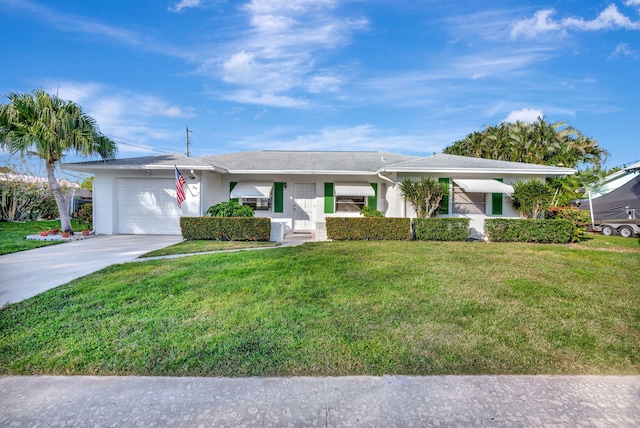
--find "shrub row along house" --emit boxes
[63,150,575,240]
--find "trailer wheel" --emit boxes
[601,225,615,236]
[619,226,634,238]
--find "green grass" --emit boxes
[139,240,279,257]
[0,220,83,255]
[1,239,638,376]
[572,233,640,252]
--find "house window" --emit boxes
[333,183,375,213]
[452,188,486,214]
[241,197,271,211]
[230,182,273,212]
[336,196,366,212]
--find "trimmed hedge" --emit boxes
[180,217,271,241]
[546,206,591,241]
[485,218,575,243]
[413,218,470,241]
[326,217,411,240]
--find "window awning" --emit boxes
[334,183,375,197]
[453,179,514,194]
[230,183,273,198]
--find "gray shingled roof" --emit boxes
[383,154,576,175]
[63,150,576,176]
[199,150,419,173]
[63,153,219,172]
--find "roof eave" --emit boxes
[62,164,227,173]
[380,167,576,176]
[225,169,377,175]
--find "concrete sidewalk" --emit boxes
[1,375,638,427]
[0,235,183,307]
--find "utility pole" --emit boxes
[185,126,192,157]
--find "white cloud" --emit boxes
[503,108,544,123]
[223,90,309,108]
[307,75,343,93]
[169,0,201,12]
[625,0,640,5]
[46,81,196,155]
[237,125,444,153]
[212,0,367,107]
[609,43,638,59]
[511,5,640,39]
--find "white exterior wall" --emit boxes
[214,174,386,233]
[92,169,200,235]
[394,173,545,238]
[90,167,551,238]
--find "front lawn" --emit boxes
[139,240,279,258]
[0,220,83,256]
[1,239,638,376]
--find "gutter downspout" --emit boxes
[377,171,403,217]
[377,171,397,186]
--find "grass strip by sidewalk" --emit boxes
[1,238,638,376]
[139,240,279,258]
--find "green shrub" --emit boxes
[485,218,575,243]
[545,206,591,241]
[360,206,384,217]
[180,217,270,241]
[326,217,411,240]
[511,179,554,218]
[413,218,470,241]
[206,200,254,217]
[76,203,92,230]
[399,177,448,218]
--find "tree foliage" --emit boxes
[0,178,51,221]
[399,177,449,218]
[444,118,607,169]
[511,179,555,219]
[0,90,116,232]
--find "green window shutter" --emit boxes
[368,183,378,209]
[438,177,450,214]
[491,178,503,215]
[324,183,334,214]
[274,182,284,213]
[229,182,238,202]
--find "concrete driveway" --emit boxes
[0,235,183,307]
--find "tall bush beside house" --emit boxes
[0,178,51,221]
[206,200,254,217]
[399,177,449,218]
[511,179,555,219]
[76,203,93,232]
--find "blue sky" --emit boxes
[1,0,639,171]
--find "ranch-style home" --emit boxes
[63,150,575,240]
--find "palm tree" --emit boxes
[0,90,117,232]
[444,117,608,169]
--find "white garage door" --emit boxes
[117,179,182,234]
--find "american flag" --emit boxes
[175,167,187,207]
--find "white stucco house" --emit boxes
[62,150,575,240]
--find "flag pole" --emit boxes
[175,165,196,197]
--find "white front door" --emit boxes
[293,183,316,231]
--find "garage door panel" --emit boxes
[117,179,182,235]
